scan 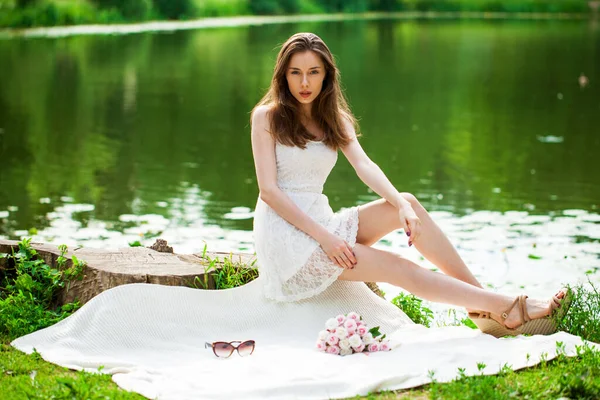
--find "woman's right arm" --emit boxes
[250,106,356,269]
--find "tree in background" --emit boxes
[248,0,370,14]
[152,0,194,19]
[16,0,37,7]
[248,0,298,14]
[91,0,151,19]
[1,0,592,28]
[369,0,400,11]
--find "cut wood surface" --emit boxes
[0,239,384,306]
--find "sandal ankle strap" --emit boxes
[519,295,531,323]
[500,295,530,326]
[500,296,520,321]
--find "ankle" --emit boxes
[493,296,519,320]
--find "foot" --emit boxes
[500,289,565,330]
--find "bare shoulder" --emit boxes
[341,113,358,141]
[251,104,275,145]
[251,104,273,127]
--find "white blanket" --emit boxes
[11,277,598,399]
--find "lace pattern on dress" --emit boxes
[267,206,360,302]
[254,141,362,302]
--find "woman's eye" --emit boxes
[291,71,299,75]
[311,70,319,74]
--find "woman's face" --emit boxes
[285,50,326,106]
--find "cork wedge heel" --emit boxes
[468,289,573,338]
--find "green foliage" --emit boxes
[120,0,151,19]
[368,0,398,11]
[0,343,145,399]
[417,344,600,400]
[152,0,194,19]
[556,280,600,344]
[368,325,382,338]
[296,0,325,14]
[342,0,369,12]
[15,0,36,8]
[461,316,477,329]
[92,0,151,19]
[193,0,249,17]
[248,0,369,14]
[0,238,84,341]
[248,0,289,15]
[391,292,434,327]
[394,0,589,13]
[192,243,258,290]
[0,0,97,27]
[0,0,592,27]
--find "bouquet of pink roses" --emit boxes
[315,311,392,356]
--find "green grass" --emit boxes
[1,238,599,398]
[348,342,600,399]
[0,340,144,399]
[391,292,435,327]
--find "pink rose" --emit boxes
[326,345,340,355]
[380,341,391,352]
[344,319,357,333]
[336,314,346,325]
[316,340,327,352]
[356,320,364,327]
[352,343,366,353]
[326,333,339,346]
[357,325,368,336]
[347,312,360,321]
[368,343,379,352]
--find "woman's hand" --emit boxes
[398,203,422,246]
[319,233,357,269]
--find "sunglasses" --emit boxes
[205,340,256,358]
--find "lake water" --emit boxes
[1,17,598,322]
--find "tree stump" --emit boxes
[0,239,385,306]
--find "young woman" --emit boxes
[250,32,570,337]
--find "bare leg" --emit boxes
[356,196,483,293]
[338,243,564,329]
[399,193,484,290]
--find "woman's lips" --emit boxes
[300,92,312,98]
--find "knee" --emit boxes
[399,192,427,213]
[399,192,419,207]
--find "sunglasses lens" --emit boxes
[213,343,234,358]
[238,341,255,357]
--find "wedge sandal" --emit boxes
[468,289,572,338]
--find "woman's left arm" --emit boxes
[340,126,422,243]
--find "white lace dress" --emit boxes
[253,139,360,302]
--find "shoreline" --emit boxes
[0,11,591,39]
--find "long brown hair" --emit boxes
[251,32,359,149]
